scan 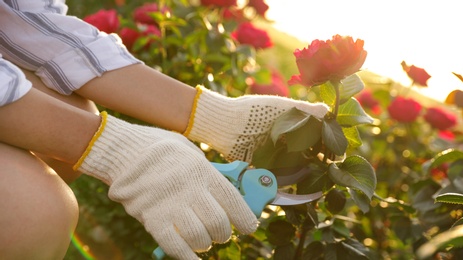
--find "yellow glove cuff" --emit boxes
[72,111,108,171]
[183,85,203,137]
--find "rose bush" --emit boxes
[67,1,463,259]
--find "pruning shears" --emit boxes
[152,161,322,259]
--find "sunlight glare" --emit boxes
[266,0,463,102]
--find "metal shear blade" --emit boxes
[271,191,323,206]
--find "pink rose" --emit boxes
[288,35,367,87]
[401,61,431,86]
[424,107,457,130]
[387,97,422,123]
[249,71,290,97]
[231,22,272,49]
[83,9,120,34]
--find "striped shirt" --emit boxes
[0,0,141,106]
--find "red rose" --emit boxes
[288,35,367,87]
[424,107,457,130]
[356,90,380,114]
[439,130,455,141]
[401,61,431,87]
[247,0,269,16]
[119,24,161,51]
[231,22,272,49]
[387,97,422,123]
[133,3,169,25]
[83,9,120,34]
[200,0,237,7]
[249,71,290,97]
[119,27,139,51]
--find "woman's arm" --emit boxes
[76,63,196,132]
[0,87,101,164]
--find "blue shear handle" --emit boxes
[238,168,277,217]
[152,161,277,259]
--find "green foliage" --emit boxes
[328,155,376,200]
[436,193,463,205]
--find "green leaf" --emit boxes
[320,81,336,107]
[297,165,334,194]
[307,203,319,228]
[303,241,324,259]
[319,74,364,107]
[348,188,370,213]
[270,107,311,144]
[428,149,463,173]
[390,215,413,242]
[416,225,463,259]
[435,193,463,205]
[342,126,362,149]
[217,240,241,259]
[286,116,322,152]
[322,118,348,156]
[252,138,285,169]
[340,240,369,260]
[332,220,350,238]
[325,189,346,214]
[266,218,296,246]
[339,74,365,101]
[337,98,374,127]
[452,217,463,227]
[328,155,376,199]
[447,161,463,191]
[274,244,295,260]
[252,137,309,169]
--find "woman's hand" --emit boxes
[74,112,258,260]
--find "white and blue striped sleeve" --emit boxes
[0,0,141,97]
[0,55,32,107]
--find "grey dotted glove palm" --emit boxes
[184,86,329,162]
[73,112,258,260]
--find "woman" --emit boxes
[0,1,328,259]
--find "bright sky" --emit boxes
[265,0,463,102]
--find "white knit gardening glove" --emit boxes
[184,86,329,162]
[73,112,258,260]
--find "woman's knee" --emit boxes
[0,143,79,259]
